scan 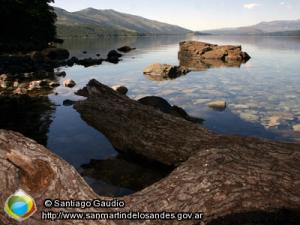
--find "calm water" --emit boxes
[3,35,300,196]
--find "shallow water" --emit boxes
[2,35,300,196]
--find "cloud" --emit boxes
[280,1,292,9]
[243,3,260,9]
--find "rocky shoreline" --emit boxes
[0,45,134,96]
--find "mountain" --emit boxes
[54,7,191,38]
[201,20,300,36]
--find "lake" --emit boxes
[2,35,300,196]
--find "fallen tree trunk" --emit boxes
[74,79,300,167]
[0,80,300,224]
[0,130,299,225]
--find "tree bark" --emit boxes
[74,79,300,167]
[0,79,299,224]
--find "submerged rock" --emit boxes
[266,116,281,128]
[239,112,259,122]
[49,81,60,88]
[143,64,190,80]
[55,71,66,77]
[293,124,300,132]
[63,99,76,106]
[63,79,76,88]
[208,100,227,111]
[112,85,128,95]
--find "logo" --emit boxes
[4,189,37,221]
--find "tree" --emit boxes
[0,0,57,52]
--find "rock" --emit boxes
[0,80,9,89]
[82,51,87,54]
[41,48,70,61]
[107,50,122,58]
[208,100,227,111]
[55,71,66,77]
[76,58,103,67]
[170,105,189,118]
[239,112,259,122]
[13,81,19,88]
[267,116,281,128]
[106,50,122,63]
[96,54,100,57]
[178,41,250,62]
[13,87,27,95]
[75,87,89,97]
[63,79,76,88]
[28,80,42,90]
[39,80,50,87]
[138,96,173,114]
[27,79,49,90]
[63,99,76,106]
[112,85,128,95]
[0,75,10,88]
[66,57,79,66]
[49,81,60,88]
[117,46,135,53]
[0,74,8,81]
[293,124,300,132]
[138,96,202,123]
[143,64,190,80]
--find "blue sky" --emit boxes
[52,0,300,30]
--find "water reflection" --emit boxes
[61,35,191,58]
[80,154,172,197]
[0,95,54,145]
[179,56,245,71]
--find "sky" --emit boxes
[52,0,300,30]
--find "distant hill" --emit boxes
[54,7,191,38]
[201,20,300,36]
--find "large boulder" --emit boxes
[179,41,250,62]
[138,96,173,114]
[138,96,202,123]
[143,64,190,80]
